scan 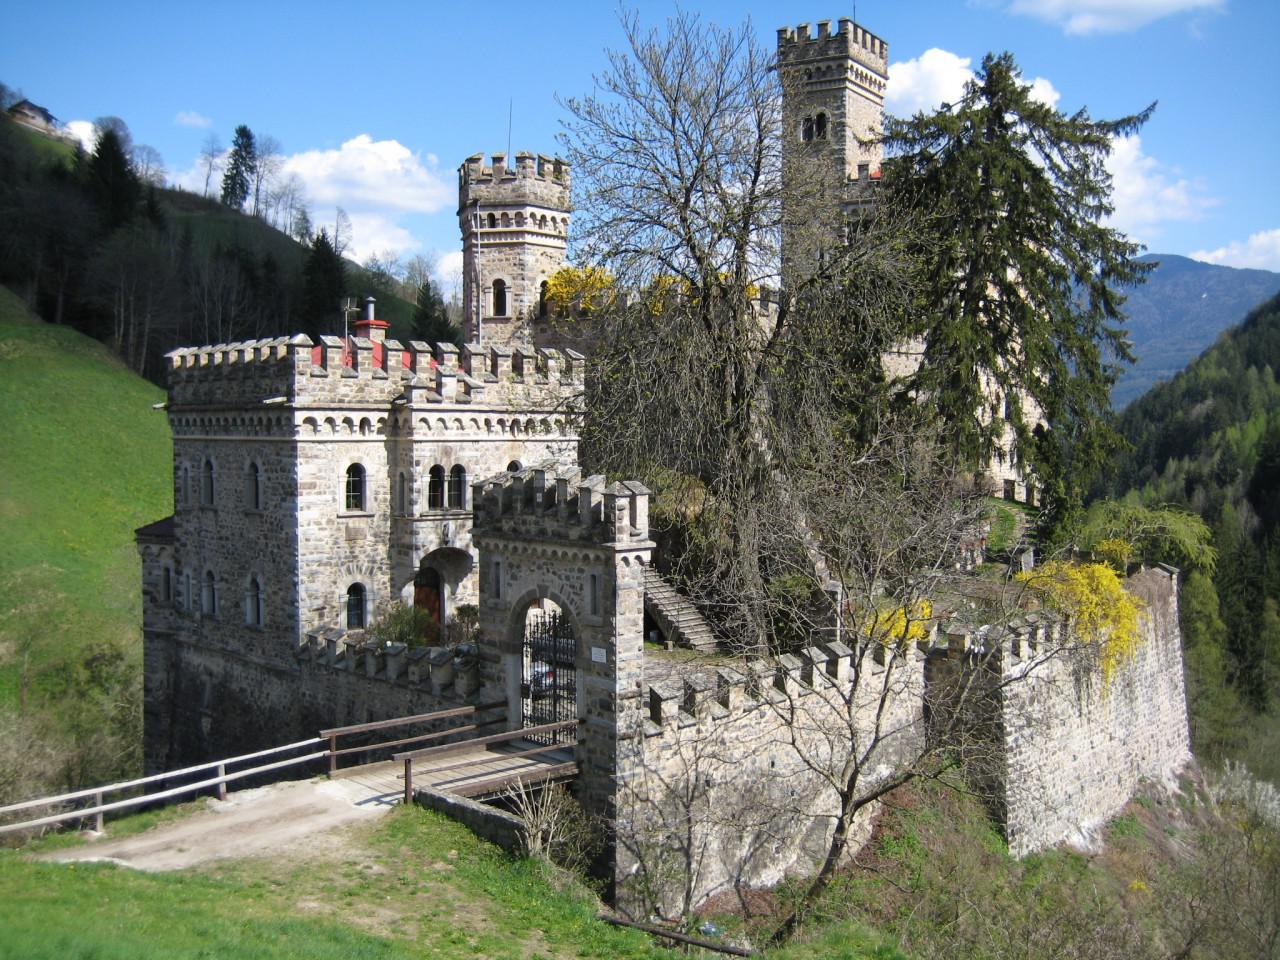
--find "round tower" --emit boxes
[458,152,572,345]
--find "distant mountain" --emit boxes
[1112,254,1280,408]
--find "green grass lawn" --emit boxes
[0,804,677,960]
[0,285,171,708]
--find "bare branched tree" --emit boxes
[198,133,222,198]
[561,9,1094,942]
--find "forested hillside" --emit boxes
[1098,292,1280,776]
[1113,255,1280,408]
[0,115,421,385]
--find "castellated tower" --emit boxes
[459,152,571,346]
[777,19,888,276]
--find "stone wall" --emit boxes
[141,625,502,774]
[618,643,925,917]
[995,565,1192,855]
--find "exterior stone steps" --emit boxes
[643,568,719,651]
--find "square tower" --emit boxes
[777,19,888,275]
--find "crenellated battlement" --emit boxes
[777,18,888,76]
[458,151,572,213]
[471,462,650,547]
[163,337,584,412]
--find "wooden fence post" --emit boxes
[328,735,337,776]
[216,764,227,801]
[403,758,413,806]
[93,792,103,833]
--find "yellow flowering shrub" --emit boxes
[544,266,615,315]
[862,600,933,645]
[1094,537,1133,572]
[1016,560,1146,684]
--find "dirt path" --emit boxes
[39,775,399,872]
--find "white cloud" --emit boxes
[284,135,449,216]
[174,110,212,129]
[1006,0,1224,34]
[1191,229,1280,272]
[1104,134,1216,243]
[1026,76,1061,109]
[887,48,1059,116]
[434,250,465,298]
[887,48,973,116]
[63,120,95,151]
[279,135,452,261]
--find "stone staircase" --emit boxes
[643,568,719,651]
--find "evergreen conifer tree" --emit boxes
[411,277,460,345]
[300,229,346,342]
[883,53,1155,529]
[220,125,257,211]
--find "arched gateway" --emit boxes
[469,467,652,818]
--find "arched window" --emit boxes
[346,583,366,629]
[802,116,814,142]
[492,279,507,316]
[245,577,263,627]
[201,459,215,506]
[247,462,262,510]
[500,212,510,227]
[182,571,192,612]
[506,460,522,473]
[486,212,496,229]
[589,573,600,616]
[398,472,408,514]
[515,212,525,227]
[539,280,548,318]
[201,571,217,617]
[428,465,445,509]
[815,112,828,140]
[345,463,365,511]
[448,465,467,509]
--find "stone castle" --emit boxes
[137,17,1190,915]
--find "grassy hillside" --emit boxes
[4,773,1273,959]
[0,804,677,960]
[0,285,170,784]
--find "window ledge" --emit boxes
[338,511,375,519]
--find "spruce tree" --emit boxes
[411,277,460,345]
[882,53,1155,528]
[300,229,346,342]
[220,125,256,211]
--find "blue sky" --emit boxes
[3,0,1277,291]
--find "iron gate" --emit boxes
[521,611,577,745]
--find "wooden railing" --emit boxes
[320,700,507,776]
[0,702,517,838]
[0,737,326,836]
[394,719,578,804]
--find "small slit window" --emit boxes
[201,459,215,507]
[245,577,263,627]
[247,462,262,510]
[398,472,408,514]
[201,570,217,617]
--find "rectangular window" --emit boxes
[589,573,599,616]
[493,560,502,600]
